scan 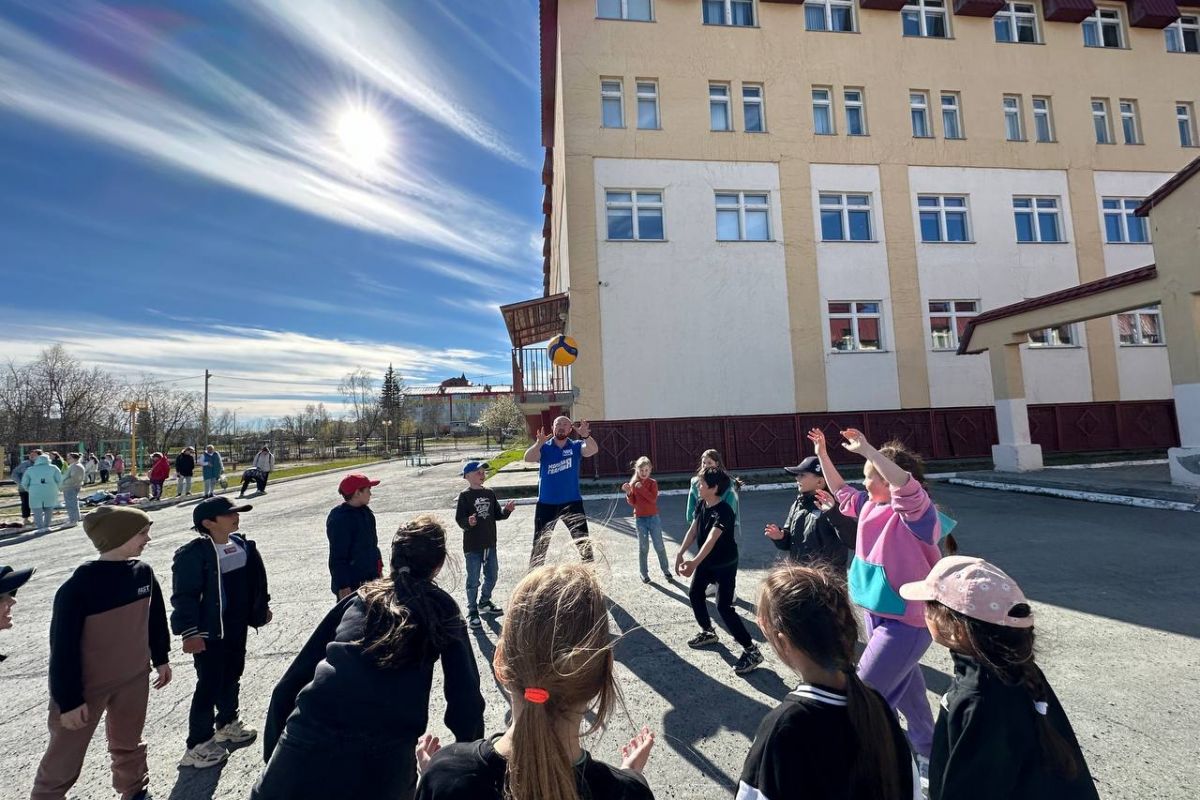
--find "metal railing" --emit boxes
[512,347,572,396]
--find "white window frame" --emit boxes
[1180,102,1198,147]
[902,0,949,38]
[601,79,624,128]
[1003,95,1025,141]
[1117,306,1165,346]
[1165,14,1199,53]
[941,92,964,139]
[917,195,971,242]
[828,302,885,352]
[812,87,835,135]
[1119,99,1141,145]
[597,0,654,21]
[1092,98,1113,144]
[927,300,979,350]
[742,83,766,133]
[1032,96,1054,142]
[636,80,660,130]
[844,88,867,135]
[1102,197,1150,244]
[1027,324,1077,348]
[1083,7,1124,49]
[804,0,856,32]
[819,192,874,241]
[605,190,665,241]
[715,191,771,241]
[994,1,1040,43]
[710,82,732,131]
[1013,195,1064,243]
[703,0,756,26]
[910,91,932,138]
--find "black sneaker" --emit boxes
[641,575,651,584]
[734,645,764,675]
[468,614,482,629]
[687,630,719,649]
[478,600,503,616]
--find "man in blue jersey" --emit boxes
[523,415,599,567]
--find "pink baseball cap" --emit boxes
[899,556,1034,628]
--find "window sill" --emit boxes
[996,40,1044,46]
[830,349,890,355]
[806,28,860,34]
[1165,50,1200,55]
[1035,139,1059,144]
[605,239,668,243]
[920,240,976,245]
[595,16,656,23]
[815,132,838,136]
[903,34,955,41]
[1006,138,1028,143]
[848,132,870,137]
[637,126,663,132]
[930,347,961,353]
[1083,44,1130,51]
[601,126,627,131]
[1119,343,1167,348]
[821,239,879,244]
[1016,240,1070,245]
[717,239,778,243]
[913,135,935,140]
[944,137,967,141]
[711,129,736,133]
[1123,141,1145,146]
[1026,345,1081,350]
[1104,241,1152,246]
[702,22,759,29]
[745,130,769,134]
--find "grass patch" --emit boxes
[158,457,389,499]
[485,442,530,479]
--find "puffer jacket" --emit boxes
[21,455,63,508]
[61,462,87,491]
[170,533,270,641]
[201,451,223,480]
[148,457,171,482]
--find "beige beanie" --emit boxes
[83,507,152,553]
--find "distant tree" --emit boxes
[339,368,381,442]
[477,395,527,444]
[379,364,407,428]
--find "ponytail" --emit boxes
[843,670,904,800]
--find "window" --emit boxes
[820,193,873,241]
[1032,96,1054,142]
[743,84,766,132]
[910,91,932,138]
[829,302,883,351]
[601,80,624,128]
[941,93,963,139]
[1028,325,1076,347]
[1003,95,1024,141]
[928,300,979,350]
[1119,100,1141,144]
[805,0,855,31]
[1117,307,1164,345]
[902,0,948,37]
[716,191,770,241]
[606,191,664,240]
[636,81,659,129]
[918,195,970,242]
[844,89,867,135]
[812,88,834,135]
[1180,102,1198,147]
[597,0,653,21]
[1102,198,1149,243]
[1083,8,1123,48]
[1092,99,1112,144]
[1013,196,1063,243]
[994,1,1039,43]
[1165,15,1199,53]
[710,83,732,131]
[704,0,755,26]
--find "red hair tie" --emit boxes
[523,687,550,704]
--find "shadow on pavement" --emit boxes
[168,762,228,800]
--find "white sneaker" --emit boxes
[179,739,228,769]
[214,718,257,744]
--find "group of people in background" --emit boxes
[0,419,1102,800]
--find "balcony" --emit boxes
[511,347,572,403]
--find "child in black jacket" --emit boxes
[327,473,383,599]
[454,461,515,628]
[764,456,855,568]
[899,556,1099,800]
[254,515,485,800]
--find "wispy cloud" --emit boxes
[428,1,539,94]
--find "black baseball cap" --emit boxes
[193,496,252,531]
[0,566,34,596]
[783,456,823,477]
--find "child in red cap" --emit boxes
[327,474,383,600]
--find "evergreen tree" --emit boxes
[379,364,405,428]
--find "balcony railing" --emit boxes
[512,347,572,398]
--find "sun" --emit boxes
[335,106,390,171]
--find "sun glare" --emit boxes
[335,106,390,171]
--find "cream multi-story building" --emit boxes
[512,0,1200,471]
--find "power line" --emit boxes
[211,374,339,387]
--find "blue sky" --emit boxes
[0,0,544,418]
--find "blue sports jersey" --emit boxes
[538,439,584,504]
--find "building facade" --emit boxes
[524,0,1198,472]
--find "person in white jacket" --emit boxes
[61,453,86,526]
[240,447,274,496]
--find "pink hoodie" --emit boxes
[837,477,943,628]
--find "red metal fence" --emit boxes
[583,400,1178,477]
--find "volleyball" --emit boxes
[548,334,579,366]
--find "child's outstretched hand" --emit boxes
[840,428,871,454]
[806,428,826,455]
[416,733,441,775]
[814,488,837,511]
[621,482,633,493]
[764,523,785,541]
[620,726,655,774]
[502,500,516,514]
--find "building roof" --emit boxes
[1135,154,1200,217]
[500,292,569,348]
[956,264,1158,354]
[405,385,513,396]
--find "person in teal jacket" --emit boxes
[21,454,63,531]
[685,449,741,539]
[200,445,223,498]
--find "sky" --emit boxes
[0,0,545,419]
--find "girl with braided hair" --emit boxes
[253,515,484,800]
[899,557,1098,800]
[739,563,920,800]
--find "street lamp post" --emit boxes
[381,419,393,457]
[120,400,140,473]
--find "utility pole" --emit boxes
[202,369,211,446]
[121,400,140,473]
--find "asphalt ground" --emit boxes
[1,459,1196,799]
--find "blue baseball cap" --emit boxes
[461,461,489,477]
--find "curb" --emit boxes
[944,477,1200,513]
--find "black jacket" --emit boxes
[170,533,270,641]
[930,652,1099,800]
[326,503,382,595]
[774,493,856,569]
[174,453,195,477]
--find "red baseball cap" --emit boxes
[339,473,380,496]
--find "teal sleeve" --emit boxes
[685,482,698,524]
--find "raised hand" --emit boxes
[620,726,656,774]
[764,523,785,541]
[416,733,442,775]
[814,488,837,511]
[621,482,633,494]
[502,500,516,513]
[806,428,827,456]
[840,428,870,454]
[575,420,591,439]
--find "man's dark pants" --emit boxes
[530,500,593,566]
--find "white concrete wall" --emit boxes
[810,164,902,411]
[593,158,795,419]
[907,166,1092,406]
[1092,171,1174,402]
